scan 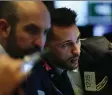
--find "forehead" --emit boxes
[16,1,51,30]
[52,25,80,41]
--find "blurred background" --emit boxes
[43,1,112,42]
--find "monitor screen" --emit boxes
[54,1,88,26]
[93,25,112,36]
[88,1,112,25]
[54,1,112,26]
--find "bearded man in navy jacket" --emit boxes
[42,8,112,95]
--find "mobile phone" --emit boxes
[21,52,40,73]
[0,45,40,73]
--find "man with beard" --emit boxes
[43,8,82,95]
[0,1,50,58]
[43,8,112,95]
[0,1,52,95]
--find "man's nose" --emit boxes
[33,35,45,48]
[71,44,80,55]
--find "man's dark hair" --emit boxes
[51,7,77,26]
[46,8,77,43]
[0,1,19,26]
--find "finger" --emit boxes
[11,59,24,70]
[0,54,10,64]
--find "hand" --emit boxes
[0,55,26,95]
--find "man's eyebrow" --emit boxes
[24,23,41,32]
[59,33,81,45]
[77,33,81,40]
[60,40,72,45]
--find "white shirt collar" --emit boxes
[0,44,6,54]
[72,68,79,73]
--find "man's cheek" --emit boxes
[16,39,29,49]
[16,32,33,49]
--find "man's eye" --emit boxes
[24,24,40,35]
[44,30,49,35]
[27,30,38,35]
[76,39,80,44]
[61,44,68,48]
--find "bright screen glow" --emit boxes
[54,1,88,26]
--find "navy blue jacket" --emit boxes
[42,37,112,95]
[21,59,63,95]
[19,37,112,95]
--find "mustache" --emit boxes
[24,46,42,55]
[67,55,79,62]
[10,46,41,59]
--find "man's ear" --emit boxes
[0,19,10,38]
